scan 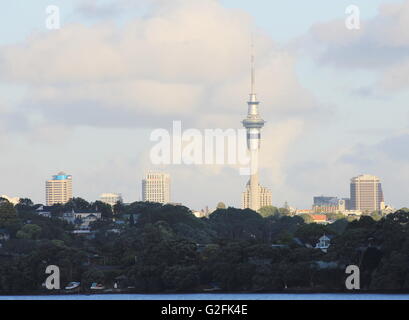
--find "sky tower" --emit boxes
[241,45,272,211]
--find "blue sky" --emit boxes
[1,0,409,210]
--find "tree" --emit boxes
[386,208,409,224]
[64,198,90,211]
[328,219,348,234]
[162,265,200,291]
[16,224,42,240]
[370,211,383,221]
[327,212,345,221]
[15,198,35,214]
[295,223,331,246]
[92,201,113,220]
[81,268,105,288]
[278,208,291,216]
[129,214,135,226]
[0,197,9,204]
[258,206,279,218]
[370,251,409,290]
[0,201,21,231]
[299,214,313,224]
[113,200,125,215]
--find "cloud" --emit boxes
[75,0,149,19]
[271,127,409,209]
[0,0,331,208]
[299,0,409,92]
[0,101,30,140]
[0,0,323,130]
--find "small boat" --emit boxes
[65,282,81,290]
[90,283,105,290]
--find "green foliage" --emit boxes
[327,219,348,234]
[278,208,291,216]
[0,201,21,233]
[162,265,200,291]
[16,224,42,240]
[326,212,345,221]
[299,214,313,224]
[258,206,279,218]
[64,198,90,211]
[82,268,105,287]
[15,198,35,214]
[295,223,332,246]
[2,202,409,293]
[91,201,113,220]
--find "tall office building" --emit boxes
[350,174,384,212]
[142,172,171,204]
[46,172,73,206]
[241,46,272,211]
[100,193,123,207]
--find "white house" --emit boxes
[315,235,331,253]
[63,210,102,229]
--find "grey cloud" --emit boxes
[300,0,409,92]
[338,133,409,166]
[0,112,30,133]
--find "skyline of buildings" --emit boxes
[1,0,409,219]
[1,171,395,217]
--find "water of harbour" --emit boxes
[0,293,408,300]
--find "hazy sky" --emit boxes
[1,0,409,210]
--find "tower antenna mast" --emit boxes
[251,36,255,94]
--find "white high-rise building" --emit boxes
[46,172,73,206]
[241,47,272,211]
[100,193,123,207]
[142,172,171,204]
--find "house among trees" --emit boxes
[63,209,102,229]
[315,234,331,253]
[35,205,52,218]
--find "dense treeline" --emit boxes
[1,197,409,293]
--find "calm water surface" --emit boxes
[0,293,408,300]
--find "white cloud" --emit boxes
[0,0,329,208]
[0,0,321,129]
[300,0,409,92]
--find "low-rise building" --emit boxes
[63,210,102,229]
[35,205,53,218]
[315,235,332,253]
[310,214,328,224]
